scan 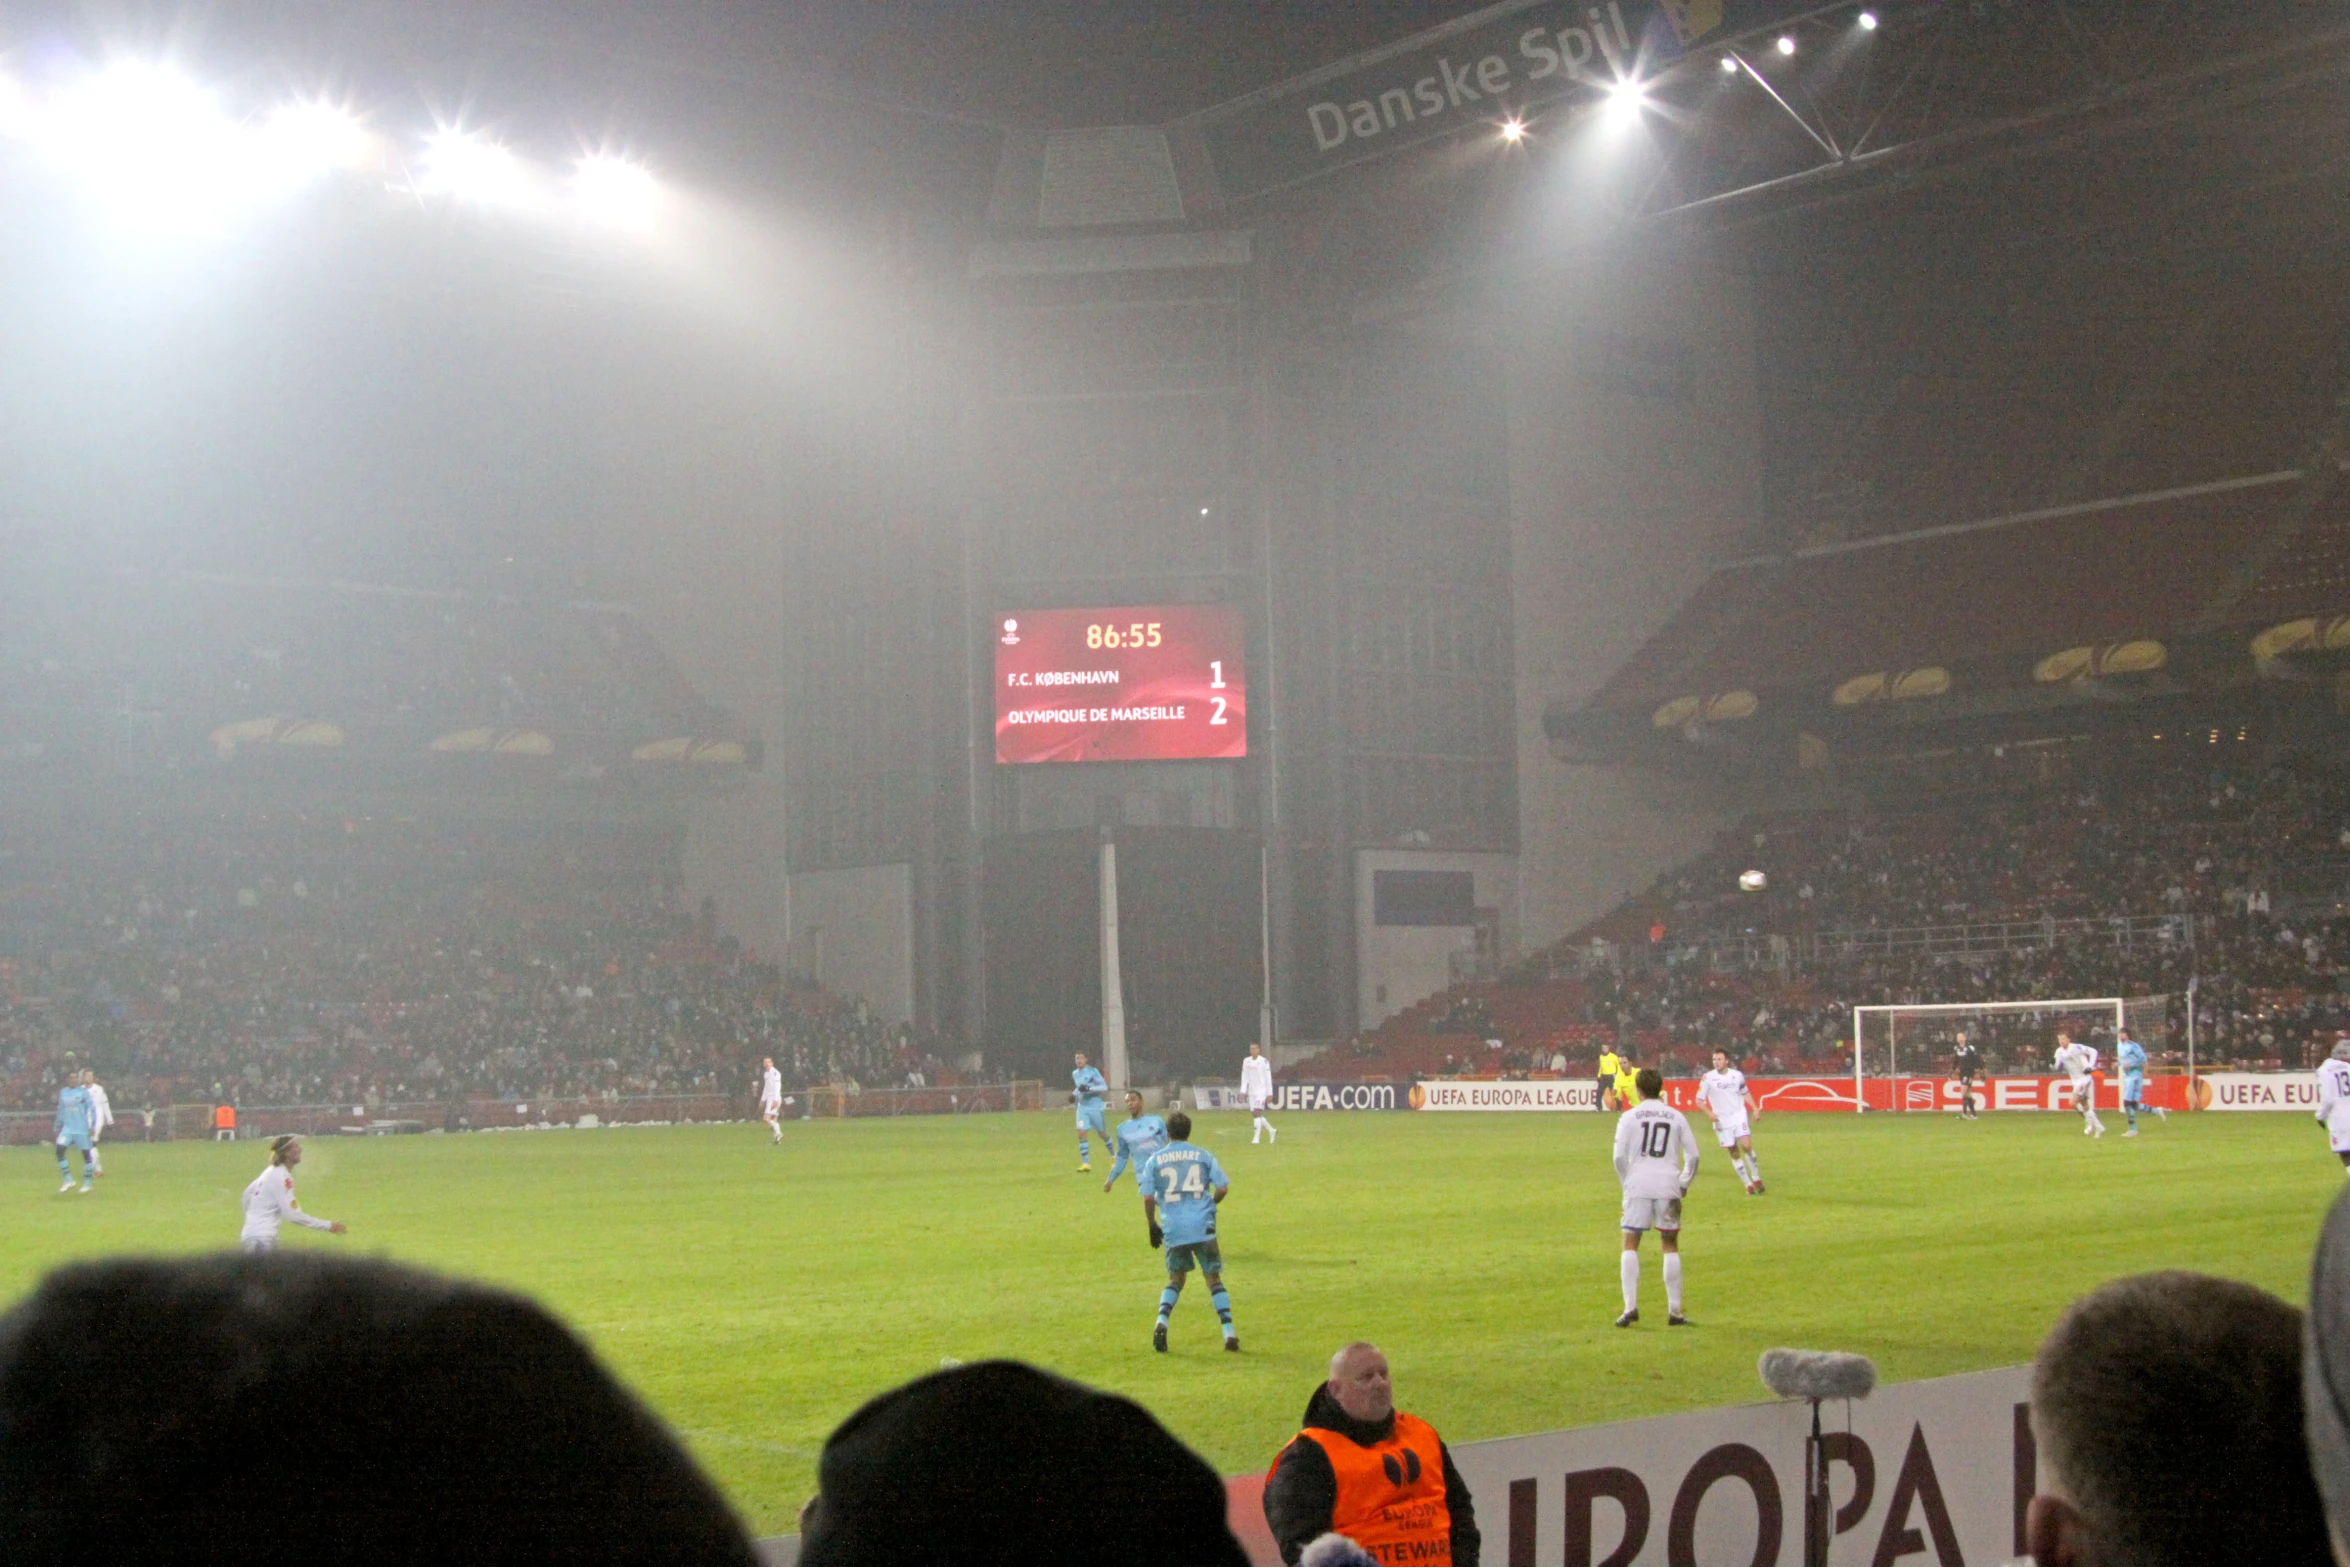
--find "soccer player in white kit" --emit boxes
[759,1056,785,1146]
[2315,1037,2350,1174]
[238,1136,347,1253]
[1613,1067,1698,1328]
[2054,1032,2106,1137]
[81,1070,113,1178]
[1698,1050,1763,1194]
[1241,1043,1277,1144]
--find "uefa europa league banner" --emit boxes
[1449,1366,2032,1567]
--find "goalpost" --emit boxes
[1851,996,2171,1112]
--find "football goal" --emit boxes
[1851,996,2170,1112]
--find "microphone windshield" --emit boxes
[1759,1348,1878,1402]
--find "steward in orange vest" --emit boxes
[1263,1343,1479,1567]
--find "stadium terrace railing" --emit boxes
[0,1083,1049,1145]
[1551,912,2196,977]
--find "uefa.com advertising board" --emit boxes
[1204,1075,2326,1113]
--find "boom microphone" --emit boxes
[1759,1349,1878,1402]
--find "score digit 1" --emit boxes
[1209,660,1226,689]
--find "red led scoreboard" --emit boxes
[994,605,1246,764]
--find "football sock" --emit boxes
[1157,1286,1179,1323]
[1745,1152,1760,1177]
[1663,1254,1683,1314]
[1732,1156,1752,1184]
[1619,1252,1639,1311]
[1212,1287,1233,1335]
[2126,1104,2137,1129]
[55,1151,67,1180]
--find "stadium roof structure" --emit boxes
[1553,461,2350,762]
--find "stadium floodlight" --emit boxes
[570,153,658,229]
[1603,79,1646,124]
[1720,53,1742,74]
[1857,10,1880,29]
[1776,34,1798,55]
[1499,118,1526,143]
[416,128,530,206]
[36,61,254,233]
[256,101,374,188]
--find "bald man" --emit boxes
[1262,1343,1478,1567]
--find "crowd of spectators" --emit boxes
[1346,743,2350,1078]
[0,820,959,1114]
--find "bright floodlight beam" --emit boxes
[1499,117,1525,143]
[1604,78,1645,123]
[571,153,657,228]
[257,100,373,187]
[417,128,528,205]
[1858,10,1880,29]
[1776,34,1798,54]
[1720,53,1741,73]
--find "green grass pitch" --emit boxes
[1,1109,2335,1535]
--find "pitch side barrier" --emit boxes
[0,1085,1049,1144]
[753,1364,2036,1567]
[1191,1082,1404,1112]
[1408,1073,2311,1112]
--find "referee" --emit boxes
[1954,1034,1983,1121]
[1596,1044,1623,1112]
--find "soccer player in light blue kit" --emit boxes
[2116,1027,2163,1135]
[1104,1089,1171,1248]
[53,1074,95,1194]
[1141,1111,1238,1353]
[1071,1051,1109,1171]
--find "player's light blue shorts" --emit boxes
[54,1133,92,1152]
[2122,1072,2146,1103]
[1166,1238,1224,1276]
[1075,1102,1108,1134]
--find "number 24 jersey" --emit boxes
[1141,1141,1229,1248]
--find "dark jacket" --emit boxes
[1261,1384,1479,1567]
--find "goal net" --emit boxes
[1852,996,2170,1111]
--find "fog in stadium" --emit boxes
[5,3,2350,1558]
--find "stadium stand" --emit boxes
[0,567,755,774]
[0,818,963,1116]
[1298,742,2350,1083]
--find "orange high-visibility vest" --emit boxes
[214,1105,237,1130]
[1289,1412,1454,1567]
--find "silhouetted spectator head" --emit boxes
[2031,1270,2326,1567]
[2302,1187,2350,1562]
[799,1359,1246,1567]
[0,1254,756,1564]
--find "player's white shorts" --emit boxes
[2067,1076,2095,1109]
[761,1099,782,1121]
[1248,1093,1270,1113]
[1710,1114,1750,1148]
[1621,1196,1682,1233]
[2326,1105,2350,1154]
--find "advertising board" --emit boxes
[1412,1079,1600,1111]
[1192,1082,1401,1112]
